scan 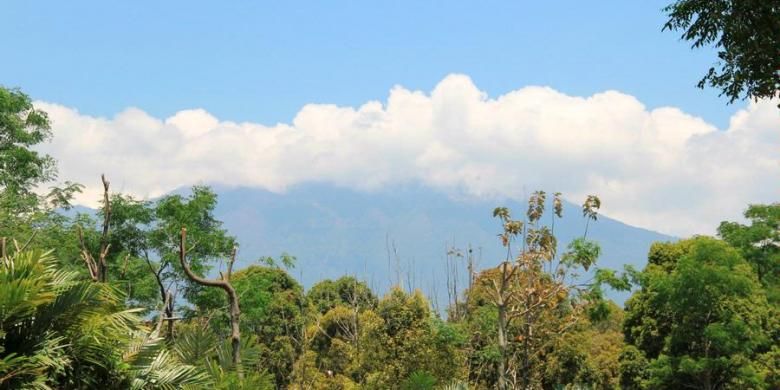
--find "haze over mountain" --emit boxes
[204,183,674,306]
[68,182,675,305]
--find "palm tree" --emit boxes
[0,248,209,389]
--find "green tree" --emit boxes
[663,0,780,104]
[362,288,465,389]
[74,185,160,300]
[0,86,83,263]
[618,345,649,390]
[150,186,236,301]
[542,302,624,389]
[718,203,780,303]
[105,193,159,305]
[196,264,306,387]
[0,87,55,197]
[298,304,373,387]
[622,237,775,389]
[307,276,378,315]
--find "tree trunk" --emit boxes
[497,302,509,390]
[179,227,242,379]
[228,289,242,376]
[165,292,175,341]
[78,174,112,283]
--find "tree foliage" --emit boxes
[622,237,777,389]
[474,192,628,389]
[663,0,780,103]
[308,276,378,315]
[0,249,208,389]
[718,203,780,303]
[0,87,55,196]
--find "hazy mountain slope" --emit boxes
[67,183,674,305]
[211,184,675,305]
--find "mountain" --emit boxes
[207,183,675,306]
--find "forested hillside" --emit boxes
[1,86,777,389]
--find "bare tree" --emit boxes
[446,245,465,321]
[178,227,243,378]
[386,235,403,289]
[77,174,112,282]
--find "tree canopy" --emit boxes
[622,237,778,389]
[0,87,55,195]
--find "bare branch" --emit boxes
[145,255,168,304]
[18,231,38,252]
[153,291,173,338]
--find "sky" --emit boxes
[2,1,777,236]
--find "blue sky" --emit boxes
[3,0,738,128]
[4,1,777,236]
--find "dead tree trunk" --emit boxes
[178,227,242,378]
[78,174,112,282]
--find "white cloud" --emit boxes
[35,74,779,236]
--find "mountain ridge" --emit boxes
[209,183,675,305]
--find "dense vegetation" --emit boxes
[1,81,777,389]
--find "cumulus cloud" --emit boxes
[35,74,778,236]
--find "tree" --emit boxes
[663,0,780,104]
[70,185,236,341]
[307,276,377,315]
[718,203,780,303]
[301,305,369,387]
[0,86,82,250]
[0,87,56,197]
[74,185,236,343]
[196,263,306,387]
[481,192,625,389]
[150,186,235,299]
[102,193,158,305]
[542,302,624,389]
[362,288,466,388]
[303,276,377,386]
[77,175,113,282]
[622,237,775,389]
[0,248,208,389]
